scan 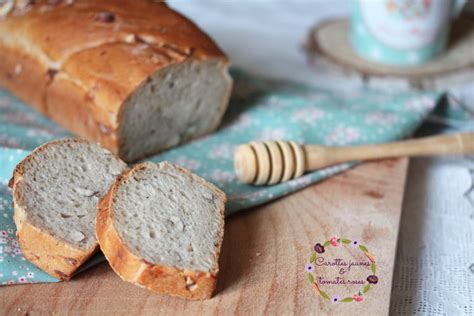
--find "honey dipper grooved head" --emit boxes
[234,144,257,184]
[234,141,306,185]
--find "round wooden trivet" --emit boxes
[305,17,474,90]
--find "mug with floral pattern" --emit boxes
[351,0,466,66]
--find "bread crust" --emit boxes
[0,0,231,162]
[10,139,101,280]
[96,162,226,300]
[0,42,49,114]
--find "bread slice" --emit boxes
[96,161,226,300]
[10,138,127,280]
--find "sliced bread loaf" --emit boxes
[10,139,127,280]
[96,162,226,300]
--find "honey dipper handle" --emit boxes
[305,133,474,170]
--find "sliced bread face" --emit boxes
[118,59,232,162]
[11,139,127,280]
[96,162,226,300]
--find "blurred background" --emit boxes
[169,0,474,104]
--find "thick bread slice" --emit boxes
[96,162,226,300]
[10,138,127,280]
[0,1,232,162]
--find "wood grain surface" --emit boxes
[0,158,408,315]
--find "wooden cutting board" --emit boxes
[0,158,408,315]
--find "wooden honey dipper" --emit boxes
[234,132,474,185]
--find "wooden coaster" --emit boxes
[306,17,474,90]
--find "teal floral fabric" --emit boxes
[0,69,458,285]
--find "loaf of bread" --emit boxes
[96,162,226,299]
[0,0,232,162]
[10,138,127,280]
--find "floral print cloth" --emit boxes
[0,69,454,285]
